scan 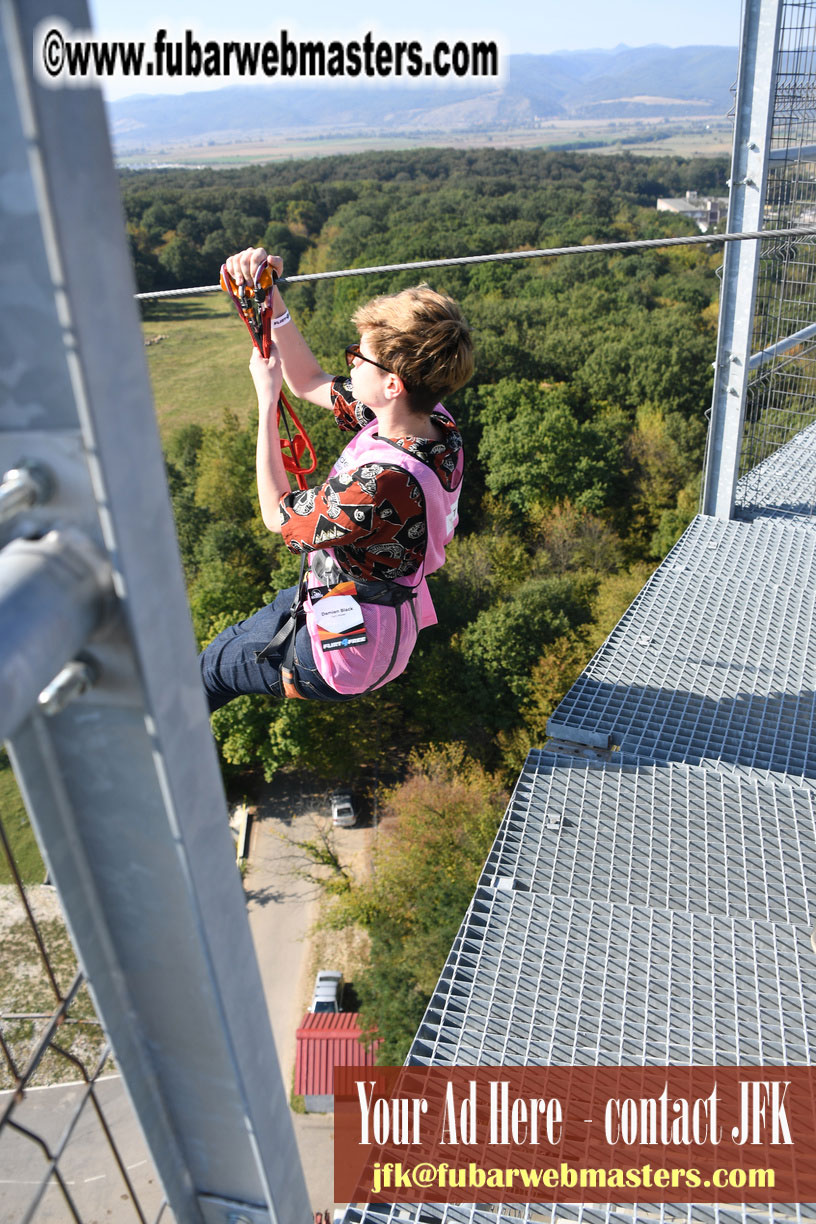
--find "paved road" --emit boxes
[0,1075,167,1224]
[244,796,322,1091]
[244,789,337,1215]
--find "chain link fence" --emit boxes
[0,766,171,1223]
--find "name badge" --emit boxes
[309,581,367,652]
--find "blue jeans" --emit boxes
[199,586,355,712]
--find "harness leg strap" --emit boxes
[254,558,308,699]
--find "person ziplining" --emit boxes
[199,246,474,708]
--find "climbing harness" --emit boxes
[220,259,317,491]
[310,552,419,696]
[253,552,418,700]
[252,552,308,699]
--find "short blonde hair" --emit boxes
[352,284,473,412]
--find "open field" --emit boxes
[118,115,733,169]
[141,293,259,435]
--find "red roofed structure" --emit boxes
[295,1012,382,1112]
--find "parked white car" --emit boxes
[331,792,356,827]
[309,970,343,1013]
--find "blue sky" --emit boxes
[88,0,741,98]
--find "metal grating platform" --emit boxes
[735,419,816,526]
[409,891,816,1067]
[344,1202,813,1223]
[545,516,816,788]
[362,882,816,1224]
[344,1204,813,1224]
[482,752,816,928]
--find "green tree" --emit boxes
[261,221,310,275]
[627,404,706,554]
[157,234,210,288]
[500,560,657,777]
[459,574,594,703]
[478,380,629,517]
[325,745,507,1063]
[534,500,625,574]
[575,309,714,418]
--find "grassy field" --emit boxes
[0,751,44,886]
[142,293,260,436]
[119,116,733,170]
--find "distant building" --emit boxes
[656,190,729,232]
[295,1012,382,1113]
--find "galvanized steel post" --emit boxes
[702,0,783,519]
[1,0,310,1220]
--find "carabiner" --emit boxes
[220,259,274,356]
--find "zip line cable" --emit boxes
[134,225,816,300]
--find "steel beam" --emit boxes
[702,0,783,519]
[1,1,310,1221]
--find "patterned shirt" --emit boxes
[279,376,463,582]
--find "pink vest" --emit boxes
[304,411,463,694]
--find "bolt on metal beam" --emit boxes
[0,529,112,741]
[0,462,53,525]
[38,658,96,715]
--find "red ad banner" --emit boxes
[334,1066,816,1204]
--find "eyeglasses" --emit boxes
[344,342,392,374]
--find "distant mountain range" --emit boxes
[108,44,737,151]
